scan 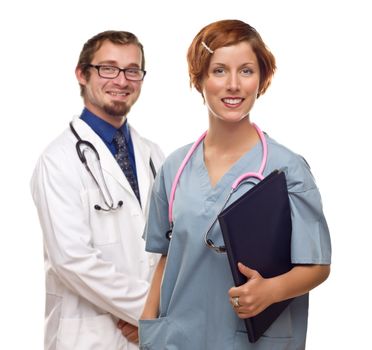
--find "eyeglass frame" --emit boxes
[87,64,146,81]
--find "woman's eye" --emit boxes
[213,67,225,75]
[241,68,253,76]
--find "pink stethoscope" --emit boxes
[165,123,268,252]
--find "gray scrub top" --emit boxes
[139,134,331,350]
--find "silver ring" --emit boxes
[232,296,240,308]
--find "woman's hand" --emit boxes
[228,262,275,318]
[228,262,331,318]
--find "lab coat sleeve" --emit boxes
[31,147,148,325]
[149,141,166,170]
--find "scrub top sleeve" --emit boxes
[143,167,170,255]
[289,187,331,264]
[287,157,332,265]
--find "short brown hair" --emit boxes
[76,30,145,96]
[187,20,276,97]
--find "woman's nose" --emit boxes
[226,72,240,91]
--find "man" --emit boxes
[31,30,164,350]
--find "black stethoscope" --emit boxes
[70,121,156,212]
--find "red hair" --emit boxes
[187,20,276,97]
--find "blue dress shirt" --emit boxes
[80,108,138,179]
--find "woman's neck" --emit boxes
[202,117,260,188]
[204,116,259,154]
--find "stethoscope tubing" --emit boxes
[231,124,267,189]
[168,130,207,223]
[69,121,123,211]
[69,120,157,211]
[167,123,268,230]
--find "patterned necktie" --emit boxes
[113,129,141,204]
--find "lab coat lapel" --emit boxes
[72,118,137,200]
[130,126,151,210]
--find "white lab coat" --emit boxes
[31,117,164,350]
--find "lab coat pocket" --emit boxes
[82,188,121,245]
[57,313,124,350]
[139,317,190,349]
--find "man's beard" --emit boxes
[103,101,131,118]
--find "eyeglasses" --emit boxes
[88,64,146,81]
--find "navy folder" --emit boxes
[218,170,293,343]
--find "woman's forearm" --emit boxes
[141,255,167,320]
[272,264,330,303]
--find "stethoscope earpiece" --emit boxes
[166,229,172,240]
[165,222,173,240]
[94,200,123,211]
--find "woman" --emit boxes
[139,19,331,349]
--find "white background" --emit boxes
[1,0,371,348]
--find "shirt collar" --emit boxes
[80,108,130,144]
